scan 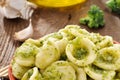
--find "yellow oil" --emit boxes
[28,0,86,8]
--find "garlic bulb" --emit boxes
[0,0,37,41]
[14,19,33,41]
[0,0,37,19]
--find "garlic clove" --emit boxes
[14,19,33,41]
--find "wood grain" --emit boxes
[0,0,120,69]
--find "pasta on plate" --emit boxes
[10,25,120,80]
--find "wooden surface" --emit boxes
[0,0,120,69]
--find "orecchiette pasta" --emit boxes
[94,46,120,70]
[58,28,76,40]
[64,25,90,37]
[43,61,76,80]
[54,38,68,54]
[11,25,120,80]
[48,38,68,54]
[40,32,63,42]
[88,33,104,45]
[113,44,120,51]
[35,41,60,69]
[70,63,87,80]
[96,36,113,49]
[66,37,96,66]
[22,67,43,80]
[12,61,31,79]
[84,64,116,80]
[15,43,39,67]
[24,38,43,47]
[40,32,68,54]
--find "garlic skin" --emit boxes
[0,0,37,19]
[20,2,37,19]
[14,19,33,41]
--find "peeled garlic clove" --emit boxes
[14,19,33,41]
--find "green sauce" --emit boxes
[90,64,103,74]
[15,43,38,58]
[74,48,88,60]
[27,69,33,78]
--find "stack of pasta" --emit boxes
[11,25,120,80]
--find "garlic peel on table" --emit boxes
[14,19,33,41]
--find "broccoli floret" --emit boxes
[80,5,105,28]
[106,0,120,14]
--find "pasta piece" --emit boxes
[66,37,96,66]
[15,43,39,67]
[12,61,31,79]
[43,61,76,80]
[77,68,87,80]
[58,25,90,41]
[84,64,116,80]
[35,41,60,69]
[113,44,120,51]
[64,25,90,37]
[64,25,81,29]
[40,32,68,54]
[70,63,87,80]
[94,46,120,70]
[96,36,113,49]
[58,28,76,40]
[47,37,68,54]
[88,33,104,45]
[54,38,68,54]
[40,32,63,42]
[24,38,43,47]
[22,67,43,80]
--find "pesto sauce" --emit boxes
[59,53,67,60]
[27,69,33,78]
[15,43,38,58]
[74,48,88,60]
[52,33,63,40]
[103,52,114,63]
[45,33,63,41]
[43,61,76,80]
[43,66,62,80]
[97,51,117,64]
[90,64,103,74]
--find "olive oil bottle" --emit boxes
[28,0,86,8]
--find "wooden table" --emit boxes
[0,0,120,69]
